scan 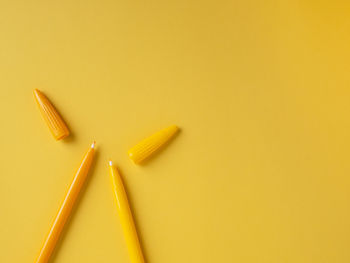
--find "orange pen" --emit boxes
[35,142,96,263]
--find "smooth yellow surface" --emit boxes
[109,162,145,263]
[1,1,350,263]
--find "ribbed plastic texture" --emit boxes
[33,89,70,140]
[128,125,179,164]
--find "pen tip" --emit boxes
[109,160,113,166]
[91,141,96,149]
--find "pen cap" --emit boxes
[33,89,70,140]
[128,125,179,164]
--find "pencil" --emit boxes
[36,142,96,263]
[109,161,145,263]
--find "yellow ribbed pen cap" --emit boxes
[33,89,70,140]
[128,125,179,164]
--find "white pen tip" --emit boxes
[109,160,113,166]
[91,141,96,149]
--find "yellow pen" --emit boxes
[36,142,96,263]
[109,161,145,263]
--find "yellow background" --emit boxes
[1,1,350,262]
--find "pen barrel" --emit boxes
[36,148,94,263]
[110,166,145,263]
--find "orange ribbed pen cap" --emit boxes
[128,125,179,164]
[33,89,70,140]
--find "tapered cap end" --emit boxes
[33,89,70,140]
[128,125,179,164]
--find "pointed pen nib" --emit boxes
[91,141,96,149]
